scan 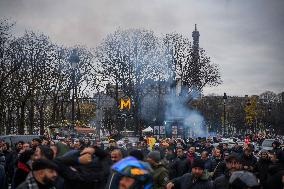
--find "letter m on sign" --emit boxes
[119,98,131,110]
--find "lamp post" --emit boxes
[68,49,79,128]
[268,106,272,135]
[117,113,133,138]
[223,93,227,136]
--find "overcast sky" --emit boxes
[0,0,283,96]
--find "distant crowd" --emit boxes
[1,134,284,189]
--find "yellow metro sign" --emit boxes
[119,98,131,110]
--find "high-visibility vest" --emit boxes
[147,137,156,150]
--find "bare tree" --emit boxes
[163,33,222,93]
[95,29,166,132]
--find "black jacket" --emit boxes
[240,154,257,172]
[255,158,272,186]
[54,147,110,189]
[172,172,213,189]
[170,155,190,179]
[213,172,230,189]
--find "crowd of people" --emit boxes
[0,135,284,189]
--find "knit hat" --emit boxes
[191,159,205,169]
[147,151,161,162]
[32,159,58,171]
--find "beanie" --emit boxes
[147,151,161,163]
[191,159,205,169]
[32,159,58,171]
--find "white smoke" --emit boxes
[165,86,208,138]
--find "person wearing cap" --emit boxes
[213,153,243,189]
[16,159,58,189]
[166,159,213,189]
[146,151,169,189]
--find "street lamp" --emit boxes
[68,49,79,128]
[117,113,133,137]
[223,92,227,136]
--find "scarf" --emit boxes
[187,153,195,165]
[25,172,56,189]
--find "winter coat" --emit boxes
[240,154,257,172]
[12,150,34,189]
[152,163,169,189]
[231,146,243,155]
[210,157,223,179]
[12,162,31,189]
[170,155,190,179]
[0,152,5,167]
[265,161,284,189]
[3,149,15,183]
[171,172,213,189]
[54,147,110,189]
[212,160,226,179]
[203,159,213,172]
[16,172,56,189]
[0,165,7,189]
[105,171,122,189]
[187,153,198,166]
[255,158,272,186]
[213,170,230,189]
[161,154,176,170]
[210,157,223,172]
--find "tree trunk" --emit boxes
[0,107,4,135]
[39,106,45,135]
[18,101,26,135]
[28,98,35,134]
[6,107,12,135]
